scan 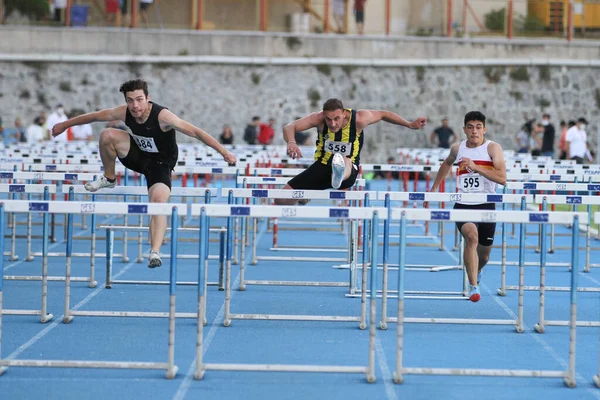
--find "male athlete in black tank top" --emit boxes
[51,79,237,269]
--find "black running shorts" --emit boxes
[453,202,496,247]
[287,161,358,190]
[118,136,174,190]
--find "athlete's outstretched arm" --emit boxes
[159,110,237,164]
[430,143,459,192]
[283,112,323,159]
[460,143,506,186]
[356,110,427,130]
[52,105,126,137]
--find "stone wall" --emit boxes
[1,61,598,162]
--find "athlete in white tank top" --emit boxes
[456,140,497,204]
[430,111,507,303]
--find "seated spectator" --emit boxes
[219,124,234,145]
[14,117,27,143]
[258,118,276,145]
[26,117,45,144]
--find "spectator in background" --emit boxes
[26,117,45,144]
[106,0,120,25]
[430,118,455,148]
[558,120,568,160]
[354,0,366,34]
[46,104,69,142]
[258,118,276,145]
[530,122,544,156]
[293,116,312,145]
[566,117,589,164]
[52,0,67,23]
[219,124,234,145]
[540,113,555,158]
[244,116,260,145]
[140,0,153,27]
[332,0,346,32]
[0,117,4,141]
[119,0,129,27]
[14,117,26,143]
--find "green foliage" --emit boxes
[484,8,505,32]
[483,67,503,84]
[59,81,72,92]
[509,66,530,82]
[413,28,434,37]
[5,0,49,20]
[177,49,189,56]
[307,89,321,108]
[516,15,545,32]
[537,97,551,109]
[154,62,174,70]
[415,66,425,82]
[538,66,551,82]
[316,64,332,76]
[509,91,523,101]
[341,65,357,77]
[285,37,302,51]
[126,62,142,77]
[251,72,260,85]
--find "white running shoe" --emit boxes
[148,250,162,268]
[84,176,116,192]
[331,153,346,189]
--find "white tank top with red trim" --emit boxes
[456,140,497,204]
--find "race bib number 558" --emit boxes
[324,140,352,156]
[130,133,159,153]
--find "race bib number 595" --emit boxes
[324,140,351,156]
[460,175,482,192]
[130,133,159,153]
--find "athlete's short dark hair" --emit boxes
[464,111,486,127]
[119,79,149,98]
[323,98,344,112]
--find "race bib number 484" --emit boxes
[324,140,352,156]
[130,133,159,153]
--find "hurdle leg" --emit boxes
[232,217,239,265]
[251,217,258,265]
[64,213,74,324]
[105,229,114,289]
[359,217,368,330]
[194,211,208,380]
[516,220,525,333]
[349,219,358,294]
[223,246,232,327]
[393,214,407,384]
[137,215,144,263]
[50,214,56,243]
[0,206,6,375]
[584,207,591,273]
[10,212,18,261]
[563,216,579,388]
[40,213,53,323]
[549,224,555,253]
[534,219,548,334]
[166,208,179,379]
[26,211,34,261]
[218,229,226,291]
[239,219,247,291]
[497,222,507,296]
[122,214,129,263]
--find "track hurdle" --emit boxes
[222,188,376,292]
[191,204,384,382]
[0,201,185,378]
[529,209,600,333]
[390,208,582,387]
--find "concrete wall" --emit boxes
[1,26,599,60]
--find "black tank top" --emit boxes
[125,102,178,167]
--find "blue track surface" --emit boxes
[0,178,599,400]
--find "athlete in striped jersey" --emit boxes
[430,111,506,302]
[276,98,427,205]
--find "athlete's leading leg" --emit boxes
[147,182,171,268]
[85,128,131,192]
[476,244,492,284]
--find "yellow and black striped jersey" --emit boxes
[314,109,364,165]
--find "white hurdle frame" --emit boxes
[391,208,582,388]
[222,188,376,293]
[0,201,185,378]
[191,204,384,382]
